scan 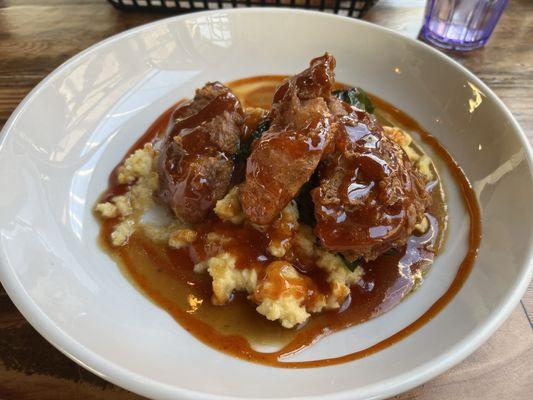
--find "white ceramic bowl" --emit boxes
[0,8,532,400]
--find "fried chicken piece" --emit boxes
[312,101,431,261]
[240,53,337,225]
[156,82,244,223]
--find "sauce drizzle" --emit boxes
[97,76,481,368]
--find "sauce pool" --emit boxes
[97,76,481,368]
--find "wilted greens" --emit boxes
[295,171,319,228]
[332,87,375,114]
[235,118,270,164]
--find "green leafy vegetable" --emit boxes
[339,253,360,272]
[295,171,319,227]
[332,87,375,114]
[235,118,270,164]
[383,248,398,256]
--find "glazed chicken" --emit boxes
[240,54,336,225]
[156,54,430,261]
[241,53,430,260]
[156,82,244,223]
[312,100,431,261]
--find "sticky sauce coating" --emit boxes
[97,76,481,368]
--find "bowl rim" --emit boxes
[0,7,532,400]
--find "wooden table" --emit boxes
[0,0,531,398]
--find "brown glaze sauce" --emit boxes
[156,83,244,224]
[97,76,481,368]
[312,101,432,261]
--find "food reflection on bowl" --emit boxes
[94,53,480,367]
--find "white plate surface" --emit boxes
[0,8,532,400]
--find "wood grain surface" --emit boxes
[0,0,531,399]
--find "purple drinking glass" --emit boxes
[421,0,509,51]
